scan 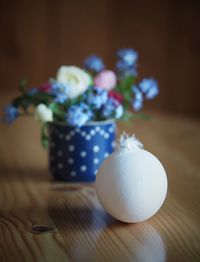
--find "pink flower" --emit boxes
[39,82,52,93]
[94,70,117,91]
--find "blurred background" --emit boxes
[0,0,200,171]
[1,0,200,117]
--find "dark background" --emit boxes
[1,0,200,117]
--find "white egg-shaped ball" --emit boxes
[96,136,167,223]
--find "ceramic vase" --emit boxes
[48,120,116,182]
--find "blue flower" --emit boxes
[116,48,138,76]
[86,86,108,109]
[51,82,69,103]
[139,78,159,99]
[117,48,138,67]
[27,87,38,96]
[132,86,144,111]
[54,93,68,103]
[132,100,143,111]
[101,98,123,119]
[115,104,124,119]
[66,103,93,127]
[4,105,19,124]
[84,55,105,72]
[132,79,159,111]
[116,62,138,77]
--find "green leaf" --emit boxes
[49,103,63,115]
[121,110,151,121]
[121,75,133,88]
[119,75,136,92]
[116,75,137,110]
[121,110,134,121]
[32,93,52,101]
[134,113,151,120]
[48,102,66,122]
[41,123,49,149]
[27,93,53,106]
[12,95,25,107]
[41,136,49,149]
[19,78,28,94]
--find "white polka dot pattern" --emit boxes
[90,130,96,136]
[70,171,76,177]
[57,150,63,156]
[58,163,63,169]
[93,145,100,152]
[111,141,116,148]
[86,135,91,140]
[49,122,116,181]
[81,166,87,172]
[81,132,86,137]
[80,151,87,157]
[104,152,109,158]
[68,158,74,164]
[68,145,75,151]
[94,158,99,164]
[65,135,71,141]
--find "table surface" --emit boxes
[0,111,200,262]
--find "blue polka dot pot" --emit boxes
[48,120,116,182]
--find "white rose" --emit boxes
[35,104,53,123]
[56,66,91,99]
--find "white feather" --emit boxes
[118,132,143,151]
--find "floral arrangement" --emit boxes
[3,48,159,147]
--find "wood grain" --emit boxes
[0,111,200,261]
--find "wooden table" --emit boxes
[0,111,200,261]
